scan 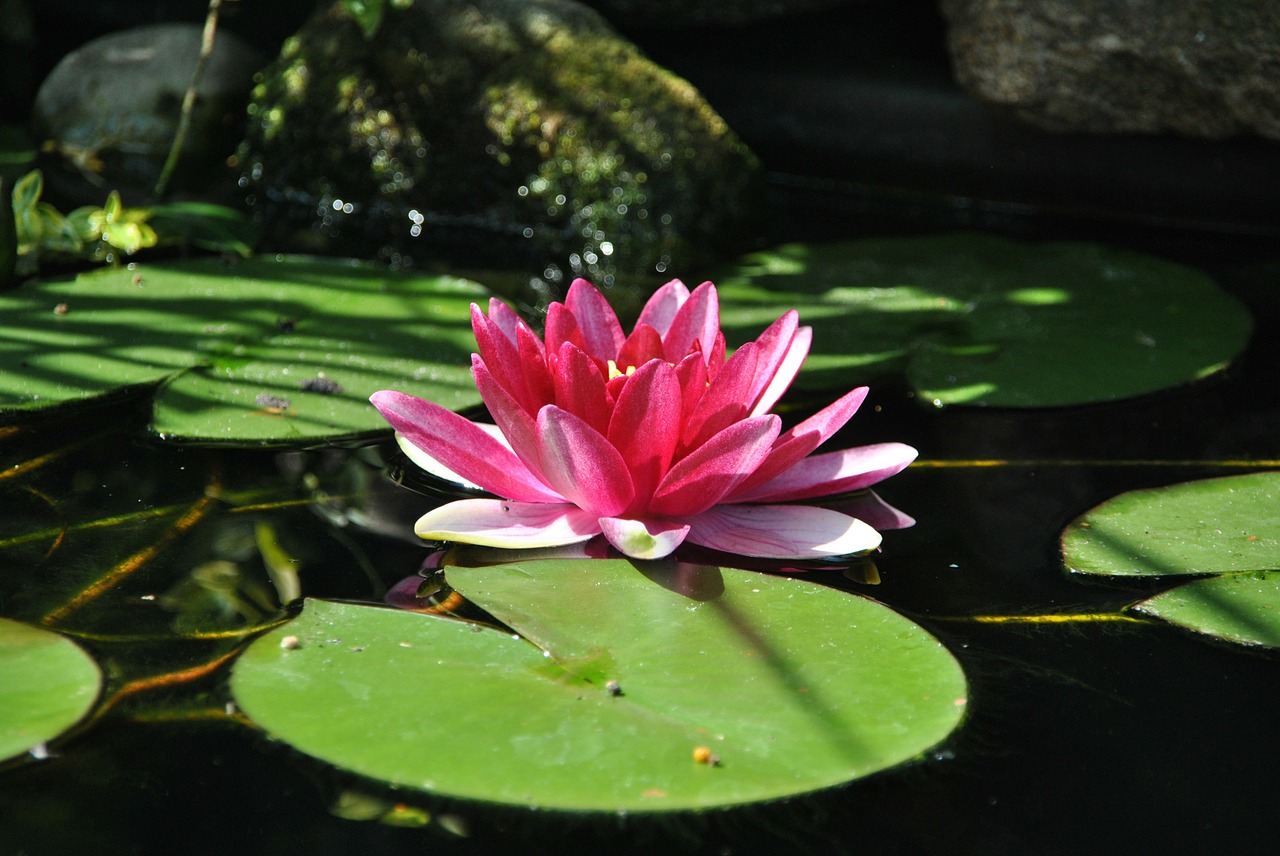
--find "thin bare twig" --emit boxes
[153,0,225,198]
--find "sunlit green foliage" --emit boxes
[340,0,417,38]
[7,170,257,276]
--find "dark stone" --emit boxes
[236,0,763,301]
[26,0,312,79]
[941,0,1280,140]
[30,23,264,203]
[634,0,1280,257]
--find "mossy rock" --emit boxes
[238,0,762,299]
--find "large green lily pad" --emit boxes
[0,618,102,762]
[1063,472,1280,648]
[0,256,485,443]
[715,233,1252,407]
[231,560,967,811]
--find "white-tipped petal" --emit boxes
[686,504,881,558]
[395,424,510,491]
[730,442,919,503]
[414,499,601,549]
[598,516,691,560]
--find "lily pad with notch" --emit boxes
[230,559,968,811]
[1062,471,1280,648]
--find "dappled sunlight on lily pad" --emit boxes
[714,233,1252,407]
[231,560,967,811]
[1063,472,1280,578]
[0,256,487,444]
[1063,472,1280,648]
[1135,571,1280,649]
[0,618,101,762]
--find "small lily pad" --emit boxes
[1063,472,1280,578]
[1135,571,1280,649]
[715,233,1251,407]
[0,256,486,444]
[231,560,967,811]
[1063,472,1280,648]
[0,618,102,762]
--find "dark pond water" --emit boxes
[5,2,1280,852]
[1,197,1276,855]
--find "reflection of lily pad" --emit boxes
[0,256,486,443]
[231,561,967,811]
[0,618,102,762]
[715,233,1252,407]
[1063,472,1280,648]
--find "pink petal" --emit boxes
[679,340,757,453]
[370,390,562,503]
[604,370,630,402]
[750,325,812,416]
[730,442,919,503]
[472,356,549,479]
[537,406,635,517]
[729,387,869,498]
[565,278,625,362]
[394,421,507,490]
[705,331,726,378]
[598,516,691,559]
[673,351,709,422]
[686,504,882,558]
[607,359,681,507]
[741,310,798,410]
[414,499,601,548]
[470,304,531,412]
[650,414,781,518]
[830,490,916,531]
[485,298,523,342]
[516,322,554,412]
[545,302,585,363]
[636,278,690,335]
[552,342,612,436]
[616,323,664,370]
[663,281,719,363]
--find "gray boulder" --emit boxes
[32,23,264,200]
[237,0,762,297]
[942,0,1280,140]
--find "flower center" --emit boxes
[606,360,638,380]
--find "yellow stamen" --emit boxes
[606,360,637,380]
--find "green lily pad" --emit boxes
[1135,571,1280,649]
[715,233,1252,407]
[231,561,967,811]
[1063,472,1280,648]
[1062,472,1280,578]
[0,618,102,762]
[0,256,485,444]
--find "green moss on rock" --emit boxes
[238,0,762,299]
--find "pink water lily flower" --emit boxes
[371,278,917,561]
